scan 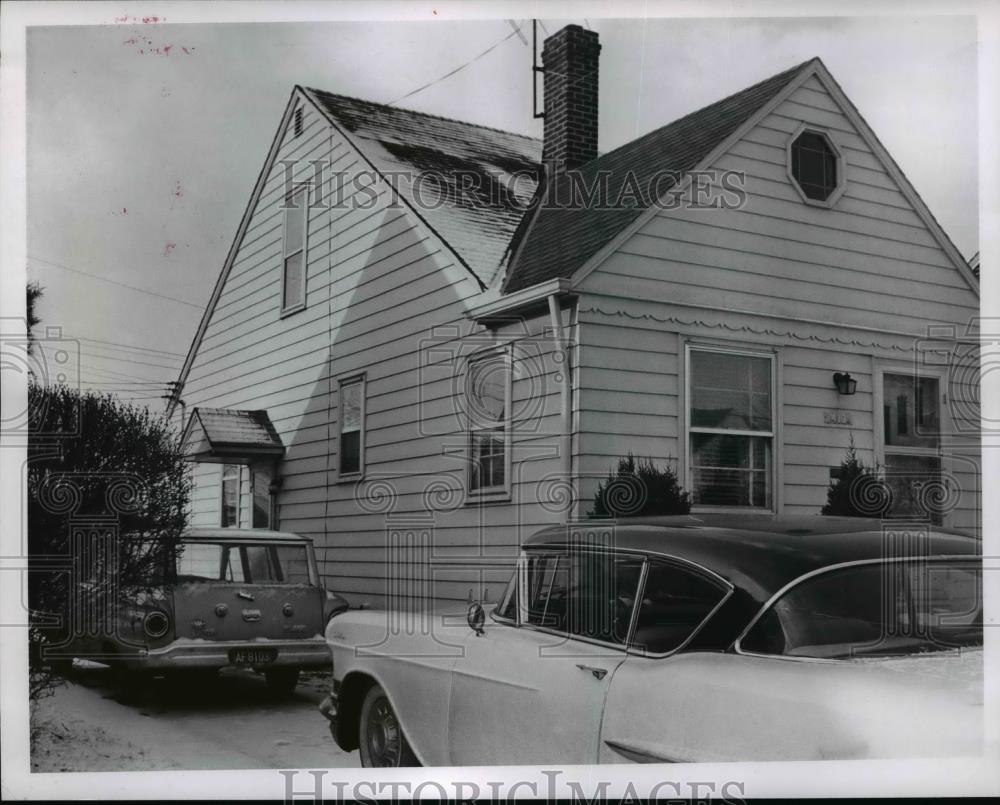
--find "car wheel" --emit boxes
[264,668,300,697]
[358,683,419,767]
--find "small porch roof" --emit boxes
[180,407,285,463]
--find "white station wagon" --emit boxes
[319,515,982,766]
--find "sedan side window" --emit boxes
[630,561,728,654]
[521,551,643,645]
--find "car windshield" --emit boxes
[741,560,982,659]
[175,542,312,584]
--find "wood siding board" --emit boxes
[619,230,970,299]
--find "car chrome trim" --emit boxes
[526,542,734,590]
[604,739,686,764]
[732,554,981,658]
[575,664,608,680]
[624,559,649,648]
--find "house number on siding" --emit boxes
[823,411,853,426]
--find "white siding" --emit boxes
[575,73,980,532]
[181,99,568,604]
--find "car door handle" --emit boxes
[576,664,608,680]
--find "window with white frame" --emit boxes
[467,350,511,495]
[221,463,240,527]
[687,346,774,509]
[338,376,365,477]
[281,185,308,313]
[879,370,943,524]
[251,466,272,528]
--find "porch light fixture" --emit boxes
[833,372,857,395]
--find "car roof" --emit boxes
[523,514,979,602]
[182,527,312,543]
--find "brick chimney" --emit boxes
[542,25,601,177]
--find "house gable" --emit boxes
[574,60,979,333]
[170,88,541,419]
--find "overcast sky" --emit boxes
[25,13,979,404]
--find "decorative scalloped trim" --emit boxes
[579,305,911,352]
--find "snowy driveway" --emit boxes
[31,663,359,772]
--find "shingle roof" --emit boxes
[501,60,811,293]
[305,89,543,288]
[182,407,285,460]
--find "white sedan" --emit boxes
[319,515,983,766]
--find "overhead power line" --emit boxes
[28,255,204,309]
[78,344,181,367]
[76,335,186,359]
[387,24,522,106]
[79,349,183,372]
[81,363,170,384]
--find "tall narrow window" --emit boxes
[251,467,272,529]
[467,350,510,495]
[221,464,240,527]
[881,372,942,524]
[687,347,774,509]
[282,186,308,314]
[339,376,365,477]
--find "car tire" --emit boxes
[264,668,300,697]
[358,683,419,767]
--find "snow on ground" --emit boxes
[31,664,359,772]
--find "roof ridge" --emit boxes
[573,57,815,172]
[303,86,543,144]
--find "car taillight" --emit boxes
[143,610,170,638]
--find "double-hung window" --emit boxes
[687,346,775,509]
[338,375,365,477]
[467,349,511,497]
[878,370,943,524]
[281,185,308,314]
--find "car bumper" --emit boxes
[116,638,332,671]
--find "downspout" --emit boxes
[547,294,573,507]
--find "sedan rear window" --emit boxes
[176,542,312,585]
[630,561,729,654]
[741,560,982,659]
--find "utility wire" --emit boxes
[75,335,186,358]
[79,350,183,372]
[82,380,168,387]
[75,342,181,363]
[28,255,204,309]
[387,25,522,106]
[79,347,181,368]
[80,363,169,384]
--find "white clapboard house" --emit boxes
[170,26,981,605]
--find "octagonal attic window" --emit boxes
[789,129,840,203]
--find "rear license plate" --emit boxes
[229,648,277,666]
